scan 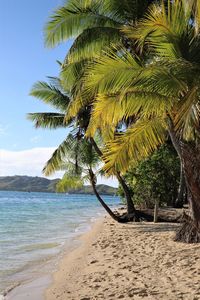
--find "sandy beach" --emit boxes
[45,216,200,300]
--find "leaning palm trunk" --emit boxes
[88,169,121,222]
[88,168,145,223]
[90,137,137,218]
[116,172,136,215]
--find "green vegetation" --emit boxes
[118,144,180,208]
[29,0,200,242]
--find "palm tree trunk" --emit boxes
[89,137,103,157]
[181,145,200,224]
[88,169,121,222]
[174,144,200,243]
[174,161,186,208]
[116,172,136,215]
[168,120,186,208]
[168,120,200,242]
[90,137,136,216]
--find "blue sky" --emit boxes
[0,0,71,151]
[0,1,118,186]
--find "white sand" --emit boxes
[45,217,200,300]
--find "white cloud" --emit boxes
[0,148,118,187]
[0,147,61,178]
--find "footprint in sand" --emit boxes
[90,260,98,264]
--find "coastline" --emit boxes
[5,217,105,300]
[45,217,200,300]
[45,217,105,300]
[1,191,118,300]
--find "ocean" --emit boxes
[0,191,120,297]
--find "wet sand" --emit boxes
[45,217,200,300]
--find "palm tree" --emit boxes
[44,0,155,218]
[43,134,123,222]
[83,0,200,242]
[28,77,140,222]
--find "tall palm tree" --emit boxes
[83,0,200,242]
[44,0,155,217]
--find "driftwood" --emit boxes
[115,208,182,223]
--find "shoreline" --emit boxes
[5,217,105,300]
[45,217,105,300]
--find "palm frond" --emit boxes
[103,118,167,174]
[30,81,70,112]
[131,59,189,97]
[45,0,121,47]
[43,135,78,176]
[60,59,87,92]
[67,27,121,63]
[64,93,90,123]
[175,86,200,140]
[102,0,150,22]
[122,90,173,119]
[56,173,83,192]
[125,0,192,58]
[86,94,124,137]
[79,139,100,168]
[85,47,142,95]
[27,113,67,129]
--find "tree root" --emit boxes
[174,212,200,243]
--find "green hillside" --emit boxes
[0,176,117,195]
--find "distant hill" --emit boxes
[0,176,117,195]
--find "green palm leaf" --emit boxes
[126,0,193,59]
[85,46,142,95]
[103,118,167,174]
[56,173,83,193]
[27,113,66,129]
[175,86,200,140]
[30,81,70,111]
[43,135,78,176]
[45,0,121,47]
[67,27,121,63]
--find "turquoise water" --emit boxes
[0,191,120,295]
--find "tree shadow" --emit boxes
[136,223,180,233]
[119,222,180,233]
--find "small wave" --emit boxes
[21,242,59,252]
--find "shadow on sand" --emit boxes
[119,222,180,233]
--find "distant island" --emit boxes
[0,175,118,195]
